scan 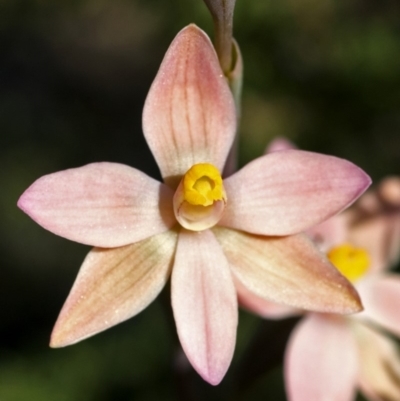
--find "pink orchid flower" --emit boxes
[18,26,370,385]
[287,180,400,401]
[239,141,400,399]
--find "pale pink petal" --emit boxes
[171,229,238,385]
[357,274,400,337]
[285,314,358,401]
[349,214,400,273]
[219,150,371,236]
[378,176,400,207]
[306,213,348,253]
[354,322,400,401]
[234,275,299,319]
[142,24,236,188]
[18,163,175,247]
[355,189,382,215]
[385,213,400,267]
[265,137,296,154]
[213,227,362,314]
[50,230,177,347]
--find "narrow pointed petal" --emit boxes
[143,25,236,187]
[234,276,298,319]
[285,314,358,401]
[50,230,177,347]
[18,163,175,247]
[357,274,400,337]
[171,229,238,385]
[213,227,362,313]
[355,322,400,401]
[219,150,371,236]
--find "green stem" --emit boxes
[203,0,236,74]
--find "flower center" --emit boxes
[327,244,370,282]
[173,163,227,231]
[183,163,224,206]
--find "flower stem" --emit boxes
[203,0,236,74]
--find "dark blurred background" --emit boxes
[1,0,399,400]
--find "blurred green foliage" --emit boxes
[1,0,399,400]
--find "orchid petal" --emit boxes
[349,214,400,273]
[355,322,400,401]
[285,314,358,401]
[18,163,175,248]
[213,227,362,313]
[306,213,348,253]
[379,176,400,206]
[219,150,371,236]
[234,275,298,319]
[265,137,296,154]
[171,229,237,385]
[142,25,236,188]
[50,230,177,347]
[357,274,400,337]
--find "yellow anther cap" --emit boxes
[173,163,227,231]
[183,163,224,206]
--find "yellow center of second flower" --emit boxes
[183,163,224,206]
[327,244,370,282]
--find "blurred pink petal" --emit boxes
[50,230,177,347]
[306,213,348,252]
[349,215,400,273]
[18,163,175,247]
[234,275,298,319]
[171,229,237,385]
[378,176,400,206]
[213,227,362,313]
[285,314,358,401]
[357,274,400,337]
[355,322,400,401]
[265,137,296,153]
[219,150,371,236]
[143,25,236,187]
